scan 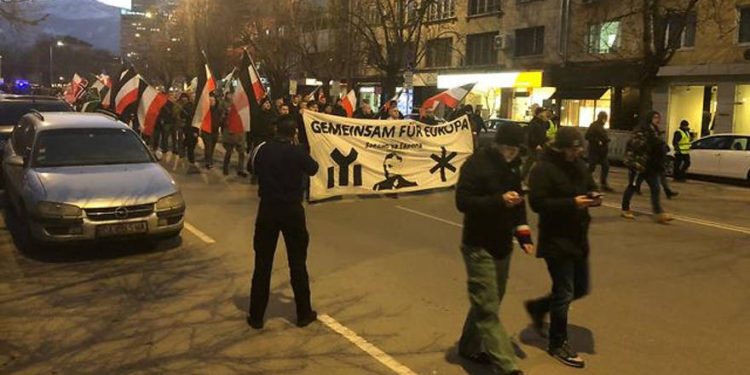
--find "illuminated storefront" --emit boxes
[436,71,550,120]
[556,88,612,128]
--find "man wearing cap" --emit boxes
[455,123,534,375]
[524,127,600,369]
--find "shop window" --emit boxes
[468,0,500,16]
[669,85,717,139]
[427,0,456,21]
[740,8,750,44]
[466,32,498,66]
[559,90,612,127]
[666,13,696,49]
[426,38,453,67]
[587,21,620,54]
[515,26,545,57]
[733,85,750,134]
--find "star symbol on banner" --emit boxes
[430,146,458,182]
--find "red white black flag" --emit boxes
[420,83,475,117]
[341,89,357,117]
[226,51,253,134]
[115,73,141,115]
[137,81,169,137]
[190,52,217,133]
[247,51,266,106]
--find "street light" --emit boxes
[49,40,64,87]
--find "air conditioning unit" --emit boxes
[494,33,510,50]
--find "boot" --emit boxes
[656,213,673,224]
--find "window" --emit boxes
[32,129,152,168]
[729,137,749,151]
[692,136,732,150]
[666,13,696,49]
[466,32,497,66]
[427,0,456,21]
[468,0,500,16]
[425,38,452,67]
[740,8,750,43]
[587,21,620,53]
[515,26,544,57]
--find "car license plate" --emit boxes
[96,221,148,237]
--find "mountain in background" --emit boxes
[0,0,120,53]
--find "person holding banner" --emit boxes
[247,115,319,330]
[455,123,533,375]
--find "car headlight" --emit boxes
[35,201,82,219]
[155,192,185,212]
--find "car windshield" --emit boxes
[0,101,71,126]
[32,128,153,167]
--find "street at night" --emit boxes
[1,148,748,375]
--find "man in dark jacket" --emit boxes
[455,123,533,375]
[203,93,223,169]
[420,107,439,125]
[524,127,600,369]
[248,115,319,330]
[585,111,613,191]
[621,111,672,223]
[522,107,551,181]
[332,98,347,117]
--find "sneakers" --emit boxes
[656,213,674,224]
[621,210,635,220]
[524,300,547,337]
[548,342,585,368]
[297,310,318,328]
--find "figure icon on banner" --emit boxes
[373,152,418,191]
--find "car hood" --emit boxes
[33,163,178,208]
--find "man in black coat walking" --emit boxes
[522,107,552,181]
[247,115,319,329]
[524,127,601,369]
[585,111,613,191]
[455,123,534,375]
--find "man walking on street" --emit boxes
[178,94,200,174]
[248,115,319,329]
[524,127,601,369]
[621,111,673,223]
[202,93,223,169]
[455,123,534,375]
[522,107,552,182]
[673,120,693,182]
[221,92,248,178]
[585,111,613,191]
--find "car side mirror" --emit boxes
[6,155,24,167]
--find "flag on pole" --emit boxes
[110,64,136,110]
[73,73,89,101]
[419,83,475,117]
[341,89,357,117]
[190,52,217,133]
[247,52,266,105]
[381,89,403,112]
[115,73,141,115]
[100,75,113,108]
[137,81,169,137]
[221,68,236,94]
[226,51,253,134]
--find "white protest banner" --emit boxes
[304,111,474,201]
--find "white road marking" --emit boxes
[603,203,750,235]
[317,314,419,375]
[184,222,216,244]
[395,205,463,228]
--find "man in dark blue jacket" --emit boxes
[248,115,319,330]
[455,123,533,375]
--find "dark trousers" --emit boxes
[623,169,663,214]
[674,154,691,180]
[222,143,246,174]
[249,202,312,321]
[152,123,173,152]
[201,131,218,167]
[183,127,198,163]
[527,257,590,348]
[522,148,540,182]
[588,153,609,187]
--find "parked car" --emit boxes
[686,134,750,181]
[2,112,185,246]
[477,118,529,150]
[0,94,72,145]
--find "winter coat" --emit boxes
[526,116,549,149]
[528,147,598,259]
[585,120,610,160]
[625,123,664,173]
[455,146,530,259]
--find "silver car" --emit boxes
[2,112,185,245]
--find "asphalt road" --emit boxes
[1,149,748,375]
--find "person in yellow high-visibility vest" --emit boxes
[672,120,693,182]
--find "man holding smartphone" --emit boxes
[524,127,600,369]
[455,123,534,375]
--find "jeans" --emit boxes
[249,202,312,321]
[527,257,590,348]
[674,154,691,180]
[458,246,518,373]
[588,154,609,187]
[623,169,663,214]
[222,142,246,174]
[201,131,218,167]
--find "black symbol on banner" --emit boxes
[327,148,362,188]
[373,152,418,191]
[430,147,458,182]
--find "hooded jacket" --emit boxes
[528,147,598,259]
[455,146,530,259]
